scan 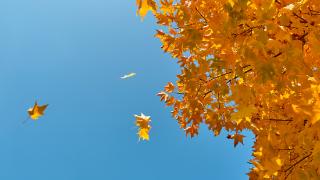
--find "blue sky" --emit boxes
[0,0,253,179]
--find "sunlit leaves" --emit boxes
[227,133,245,147]
[136,0,157,20]
[164,82,175,93]
[231,106,255,125]
[136,0,320,178]
[157,91,169,101]
[312,141,320,164]
[134,113,151,141]
[27,101,48,120]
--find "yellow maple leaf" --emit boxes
[138,128,150,141]
[160,0,174,14]
[238,77,244,84]
[136,0,157,20]
[231,106,256,124]
[27,101,48,120]
[134,113,151,141]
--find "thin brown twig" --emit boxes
[273,52,282,58]
[173,23,197,29]
[207,65,252,82]
[195,7,209,24]
[278,148,294,151]
[292,12,308,23]
[265,118,293,122]
[284,153,312,179]
[232,25,264,38]
[285,153,312,172]
[226,68,253,84]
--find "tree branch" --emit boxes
[273,52,282,58]
[226,68,253,84]
[232,25,263,38]
[265,118,293,122]
[284,153,312,179]
[292,12,308,23]
[173,23,197,29]
[284,153,312,173]
[195,7,209,24]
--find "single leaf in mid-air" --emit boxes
[134,113,151,141]
[121,73,136,79]
[27,101,48,120]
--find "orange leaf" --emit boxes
[157,91,169,101]
[27,101,48,120]
[164,82,175,93]
[134,113,152,141]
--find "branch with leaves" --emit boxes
[136,0,320,178]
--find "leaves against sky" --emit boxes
[27,101,48,120]
[136,0,320,178]
[134,113,151,141]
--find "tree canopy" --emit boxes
[136,0,320,178]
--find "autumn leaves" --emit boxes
[25,72,151,142]
[136,0,320,178]
[22,101,48,124]
[134,113,152,141]
[120,72,152,141]
[136,0,157,20]
[27,101,48,120]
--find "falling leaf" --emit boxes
[120,73,136,79]
[134,113,151,141]
[27,101,48,120]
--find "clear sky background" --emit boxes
[0,0,253,179]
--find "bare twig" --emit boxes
[293,12,308,23]
[284,153,312,179]
[265,118,293,122]
[285,153,312,173]
[226,68,253,84]
[195,7,209,24]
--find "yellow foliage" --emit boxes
[134,113,151,141]
[27,101,48,120]
[136,0,320,178]
[136,0,157,20]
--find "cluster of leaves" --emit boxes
[137,0,320,178]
